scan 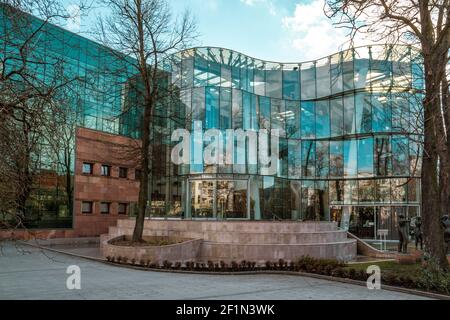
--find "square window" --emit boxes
[82,163,93,174]
[82,201,93,214]
[119,167,128,179]
[118,203,127,215]
[100,202,110,214]
[135,169,141,180]
[101,165,111,176]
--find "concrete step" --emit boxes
[200,239,357,263]
[117,219,338,233]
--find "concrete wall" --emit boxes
[102,219,357,263]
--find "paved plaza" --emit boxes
[0,241,429,300]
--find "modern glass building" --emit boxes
[0,4,424,240]
[157,46,424,241]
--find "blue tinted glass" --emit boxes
[330,97,343,137]
[392,136,409,175]
[355,93,372,133]
[279,138,288,178]
[194,53,208,87]
[259,96,271,130]
[316,101,330,138]
[301,140,315,177]
[354,58,369,89]
[251,94,259,130]
[285,101,300,138]
[288,139,301,179]
[358,138,373,176]
[243,91,252,129]
[232,89,242,129]
[266,69,282,99]
[344,140,357,177]
[343,95,355,134]
[220,88,231,129]
[205,86,219,129]
[316,141,329,177]
[283,69,300,100]
[372,94,391,132]
[271,99,285,135]
[374,136,391,176]
[301,101,315,138]
[301,63,316,99]
[330,141,343,177]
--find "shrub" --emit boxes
[348,268,356,279]
[219,260,227,270]
[231,261,239,272]
[174,262,182,269]
[265,261,272,270]
[116,256,122,263]
[122,257,128,264]
[130,258,136,265]
[356,269,366,281]
[416,259,450,295]
[139,259,146,266]
[185,261,193,270]
[106,256,111,262]
[289,261,295,271]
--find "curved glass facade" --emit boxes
[157,45,424,240]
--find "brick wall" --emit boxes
[0,127,141,240]
[73,127,140,237]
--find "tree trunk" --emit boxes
[421,54,448,269]
[132,100,153,243]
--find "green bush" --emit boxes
[296,256,345,273]
[417,260,450,294]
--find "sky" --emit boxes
[62,0,364,62]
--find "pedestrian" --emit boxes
[414,217,423,250]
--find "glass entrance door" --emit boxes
[190,179,249,219]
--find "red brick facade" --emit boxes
[73,127,140,237]
[0,127,141,240]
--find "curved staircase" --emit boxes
[101,219,357,263]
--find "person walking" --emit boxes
[414,217,423,250]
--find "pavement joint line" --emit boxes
[15,240,449,300]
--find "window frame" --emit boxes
[82,162,93,175]
[81,201,93,214]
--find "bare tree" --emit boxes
[325,0,449,268]
[0,1,87,230]
[96,0,197,243]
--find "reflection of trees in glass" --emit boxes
[374,136,391,176]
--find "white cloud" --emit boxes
[240,0,277,16]
[281,0,374,60]
[65,4,81,32]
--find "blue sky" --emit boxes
[63,0,358,62]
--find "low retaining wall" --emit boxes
[102,236,202,264]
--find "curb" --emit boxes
[18,240,449,300]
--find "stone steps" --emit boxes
[200,240,356,263]
[108,226,348,244]
[103,219,357,263]
[116,219,338,233]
